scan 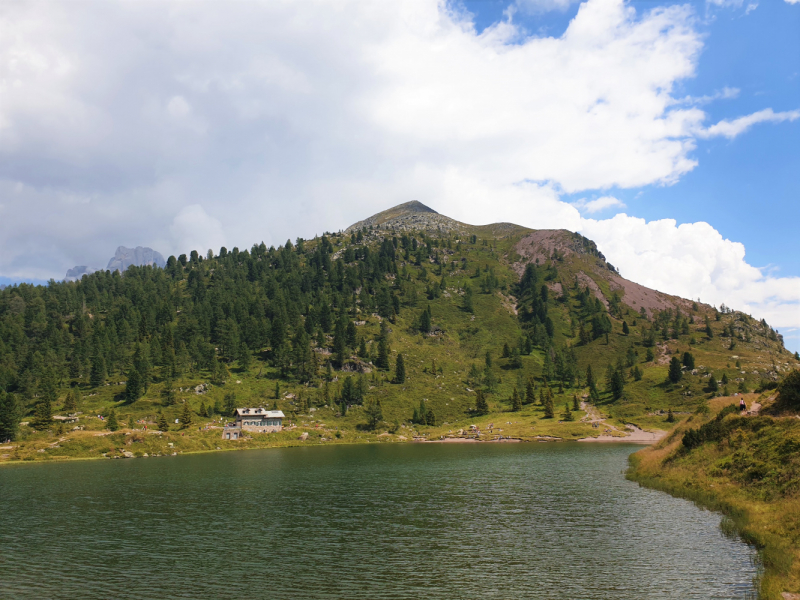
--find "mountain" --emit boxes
[106,246,166,272]
[0,201,795,457]
[64,246,165,280]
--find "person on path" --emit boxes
[739,398,747,412]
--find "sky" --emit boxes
[0,0,798,350]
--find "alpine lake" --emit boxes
[0,442,757,599]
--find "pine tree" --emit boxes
[610,369,625,400]
[224,392,237,416]
[238,342,252,372]
[586,365,599,401]
[573,394,579,411]
[394,353,406,384]
[31,397,53,430]
[162,379,177,406]
[106,408,119,432]
[180,402,193,428]
[0,391,21,441]
[708,375,719,392]
[199,401,208,418]
[666,409,675,423]
[376,337,390,371]
[419,307,431,333]
[90,354,107,388]
[425,407,436,426]
[63,390,78,412]
[463,283,474,313]
[668,357,683,384]
[511,387,522,411]
[563,403,575,421]
[622,321,629,335]
[525,379,535,405]
[475,389,489,415]
[132,344,152,393]
[275,381,280,399]
[543,388,555,418]
[365,398,383,430]
[125,368,143,402]
[157,410,169,432]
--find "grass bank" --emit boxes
[627,394,800,599]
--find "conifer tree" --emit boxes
[180,402,193,428]
[425,407,436,426]
[563,403,574,421]
[419,306,431,334]
[365,397,383,429]
[511,387,522,411]
[543,388,555,418]
[610,369,625,400]
[376,337,390,371]
[157,410,169,432]
[394,353,406,384]
[525,379,535,405]
[31,393,53,430]
[586,365,599,401]
[463,283,474,313]
[162,378,177,406]
[668,357,683,384]
[107,408,119,432]
[573,394,579,411]
[474,389,489,415]
[708,375,719,392]
[622,321,629,335]
[90,354,107,388]
[275,381,280,399]
[0,391,21,441]
[224,392,237,416]
[238,342,252,372]
[199,401,208,418]
[63,390,78,412]
[125,368,143,402]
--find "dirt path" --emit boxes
[578,401,665,444]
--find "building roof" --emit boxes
[235,408,285,418]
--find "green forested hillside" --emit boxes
[0,202,796,459]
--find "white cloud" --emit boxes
[572,196,626,214]
[786,0,799,5]
[701,108,800,139]
[169,205,225,257]
[673,86,739,106]
[578,214,800,334]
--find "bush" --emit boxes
[776,370,800,409]
[682,404,740,450]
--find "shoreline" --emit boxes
[0,425,669,466]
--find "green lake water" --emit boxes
[0,443,756,599]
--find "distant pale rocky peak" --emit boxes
[107,246,166,272]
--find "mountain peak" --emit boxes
[345,201,465,234]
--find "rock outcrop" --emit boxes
[106,246,165,272]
